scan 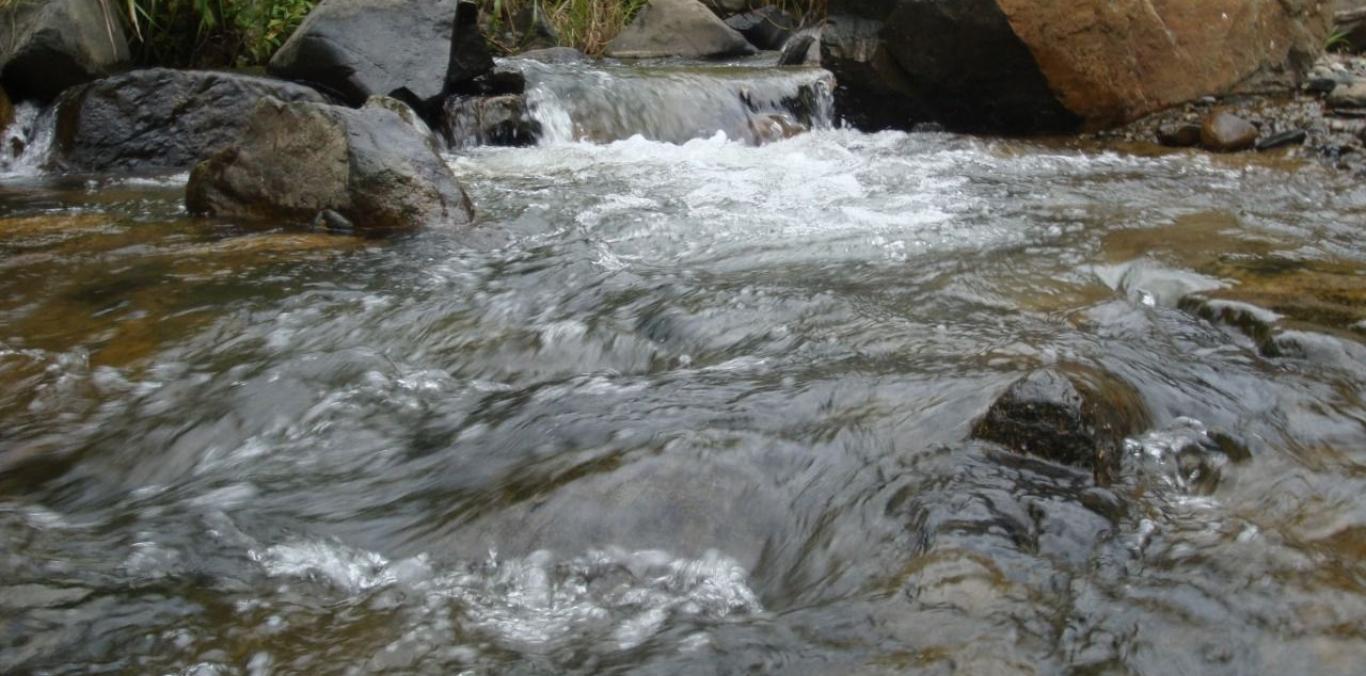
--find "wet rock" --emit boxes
[53,69,328,173]
[0,87,11,136]
[748,113,805,144]
[445,0,495,94]
[441,94,540,147]
[1261,329,1366,373]
[186,98,474,231]
[605,0,757,59]
[1328,81,1366,107]
[700,0,750,19]
[1200,111,1260,152]
[820,0,1331,133]
[364,95,442,152]
[516,47,588,64]
[777,28,820,66]
[972,365,1151,483]
[1157,123,1203,148]
[725,7,798,51]
[1256,128,1308,150]
[817,15,929,131]
[0,0,130,103]
[269,0,464,106]
[1179,296,1282,345]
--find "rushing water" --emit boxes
[2,63,1366,675]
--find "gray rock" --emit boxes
[268,0,462,106]
[725,7,798,51]
[1200,111,1260,152]
[605,0,757,59]
[972,365,1151,484]
[364,95,442,152]
[442,94,540,148]
[1328,81,1366,107]
[53,68,328,173]
[777,28,820,66]
[0,0,130,103]
[187,98,474,231]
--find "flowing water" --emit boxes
[1,63,1365,675]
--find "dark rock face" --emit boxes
[605,0,757,59]
[187,98,474,231]
[0,0,130,103]
[268,0,461,106]
[1200,111,1260,152]
[53,69,327,174]
[0,87,12,135]
[972,366,1151,484]
[816,15,929,131]
[446,0,495,93]
[442,94,540,148]
[725,7,798,51]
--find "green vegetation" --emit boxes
[103,0,317,67]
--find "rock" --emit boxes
[1157,123,1203,148]
[1256,128,1308,150]
[1201,111,1260,152]
[52,69,328,174]
[186,98,474,231]
[748,113,806,144]
[605,0,758,59]
[442,94,540,147]
[724,7,798,51]
[700,0,751,18]
[0,87,11,136]
[446,0,495,94]
[820,0,1333,133]
[364,95,442,152]
[0,0,130,103]
[1328,81,1366,107]
[817,14,929,131]
[777,28,819,66]
[516,47,588,64]
[972,365,1151,484]
[269,0,468,106]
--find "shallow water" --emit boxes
[2,101,1366,674]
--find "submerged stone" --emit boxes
[186,98,474,231]
[972,365,1151,483]
[606,0,758,59]
[442,94,540,148]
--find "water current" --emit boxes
[1,61,1365,674]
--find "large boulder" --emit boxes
[269,0,463,106]
[186,98,474,232]
[822,0,1333,133]
[605,0,758,59]
[972,365,1151,484]
[0,0,130,103]
[53,69,328,173]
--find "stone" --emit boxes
[364,95,443,153]
[269,0,468,107]
[1328,81,1366,108]
[972,365,1151,484]
[442,94,540,148]
[777,28,820,66]
[1157,123,1203,147]
[817,15,930,131]
[0,87,11,136]
[516,47,589,64]
[53,69,328,174]
[446,0,495,94]
[1200,111,1260,152]
[605,0,758,59]
[186,98,474,231]
[700,0,751,18]
[820,0,1333,133]
[725,7,798,51]
[1256,128,1308,150]
[0,0,130,103]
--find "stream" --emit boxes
[1,61,1365,675]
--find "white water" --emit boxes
[0,102,56,177]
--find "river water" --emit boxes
[1,62,1365,675]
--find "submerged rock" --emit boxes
[1201,111,1260,152]
[53,69,327,173]
[269,0,463,106]
[186,98,473,231]
[0,0,130,103]
[442,94,540,148]
[605,0,758,59]
[818,0,1331,133]
[972,365,1151,483]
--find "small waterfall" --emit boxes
[1,102,57,176]
[515,61,835,146]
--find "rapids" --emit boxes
[1,62,1365,674]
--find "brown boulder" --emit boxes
[1201,111,1259,152]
